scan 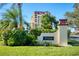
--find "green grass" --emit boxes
[0,46,79,56]
[0,40,4,46]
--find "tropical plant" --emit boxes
[1,29,37,46]
[7,29,27,46]
[0,3,23,30]
[41,14,58,32]
[0,4,30,45]
[2,30,10,45]
[0,19,12,30]
[0,19,13,41]
[2,8,19,29]
[25,34,36,46]
[30,28,41,38]
[0,8,20,41]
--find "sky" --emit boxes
[0,3,74,23]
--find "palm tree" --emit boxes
[17,3,23,30]
[1,6,29,31]
[2,8,19,29]
[0,19,11,30]
[0,19,12,42]
[0,3,23,30]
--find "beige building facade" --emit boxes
[30,11,49,29]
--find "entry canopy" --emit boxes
[59,19,68,26]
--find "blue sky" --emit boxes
[0,3,74,23]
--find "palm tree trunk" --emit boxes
[18,3,23,30]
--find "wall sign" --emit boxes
[43,36,54,40]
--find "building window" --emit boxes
[38,16,40,22]
[38,16,40,19]
[35,19,37,22]
[43,36,54,40]
[35,14,37,18]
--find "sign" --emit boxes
[43,36,54,40]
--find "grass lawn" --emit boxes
[0,46,79,56]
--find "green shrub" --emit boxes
[36,41,54,46]
[7,30,27,46]
[43,42,52,46]
[8,38,14,46]
[2,30,10,45]
[2,29,37,46]
[42,29,57,33]
[25,34,36,45]
[0,31,2,41]
[67,30,71,38]
[30,28,41,38]
[68,40,79,46]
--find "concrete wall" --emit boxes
[38,33,57,44]
[37,23,68,46]
[58,26,68,46]
[37,26,68,46]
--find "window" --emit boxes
[38,16,40,19]
[35,19,37,22]
[35,14,37,18]
[43,36,54,40]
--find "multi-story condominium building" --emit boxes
[30,11,49,30]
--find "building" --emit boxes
[30,11,49,29]
[38,19,68,46]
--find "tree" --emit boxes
[0,4,29,45]
[30,28,41,38]
[0,19,11,41]
[0,3,23,30]
[41,14,58,32]
[2,8,19,29]
[17,3,23,30]
[65,3,79,27]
